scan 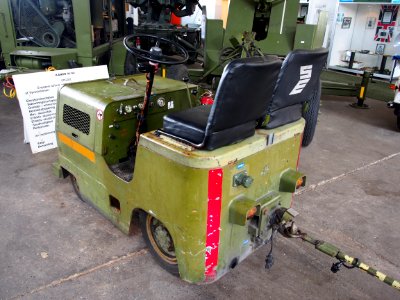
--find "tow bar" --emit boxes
[273,208,400,291]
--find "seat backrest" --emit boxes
[205,56,282,135]
[262,48,328,129]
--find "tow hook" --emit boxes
[272,208,400,291]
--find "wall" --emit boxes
[306,0,337,48]
[349,4,382,68]
[329,4,357,67]
[181,0,224,26]
[329,3,400,71]
[307,0,337,25]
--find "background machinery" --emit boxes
[0,0,327,75]
[0,0,128,73]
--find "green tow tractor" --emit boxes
[52,35,399,289]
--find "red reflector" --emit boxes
[389,84,397,90]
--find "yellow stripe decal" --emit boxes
[360,86,365,98]
[58,132,96,163]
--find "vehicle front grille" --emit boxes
[62,104,90,135]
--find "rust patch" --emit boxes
[228,158,238,166]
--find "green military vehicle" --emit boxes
[53,35,329,282]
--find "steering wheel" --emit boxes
[123,34,189,65]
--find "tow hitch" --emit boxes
[269,208,400,291]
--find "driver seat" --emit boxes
[161,56,282,150]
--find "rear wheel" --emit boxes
[302,81,321,147]
[140,212,179,276]
[397,115,400,130]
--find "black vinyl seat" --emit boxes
[161,56,282,150]
[260,48,329,129]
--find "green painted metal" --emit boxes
[294,25,317,50]
[294,12,328,51]
[0,0,16,66]
[52,161,65,179]
[0,0,127,74]
[256,0,299,55]
[58,75,198,161]
[55,74,305,282]
[204,19,225,77]
[73,0,95,62]
[279,169,306,193]
[223,0,318,55]
[312,11,329,50]
[109,41,128,76]
[197,0,327,80]
[223,0,255,49]
[229,197,258,226]
[10,49,78,69]
[322,71,372,103]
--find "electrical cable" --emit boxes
[46,66,57,71]
[2,76,16,99]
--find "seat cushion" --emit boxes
[264,104,303,129]
[204,121,256,150]
[163,105,211,145]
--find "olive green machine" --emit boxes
[191,0,328,81]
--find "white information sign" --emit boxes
[13,66,109,153]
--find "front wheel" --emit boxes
[70,174,85,202]
[140,212,179,276]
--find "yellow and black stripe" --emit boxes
[337,253,400,290]
[300,233,400,291]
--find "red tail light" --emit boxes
[246,207,258,219]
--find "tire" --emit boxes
[397,115,400,131]
[166,64,188,81]
[124,52,137,75]
[70,174,85,202]
[140,212,179,276]
[302,81,322,147]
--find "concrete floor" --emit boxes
[0,94,399,299]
